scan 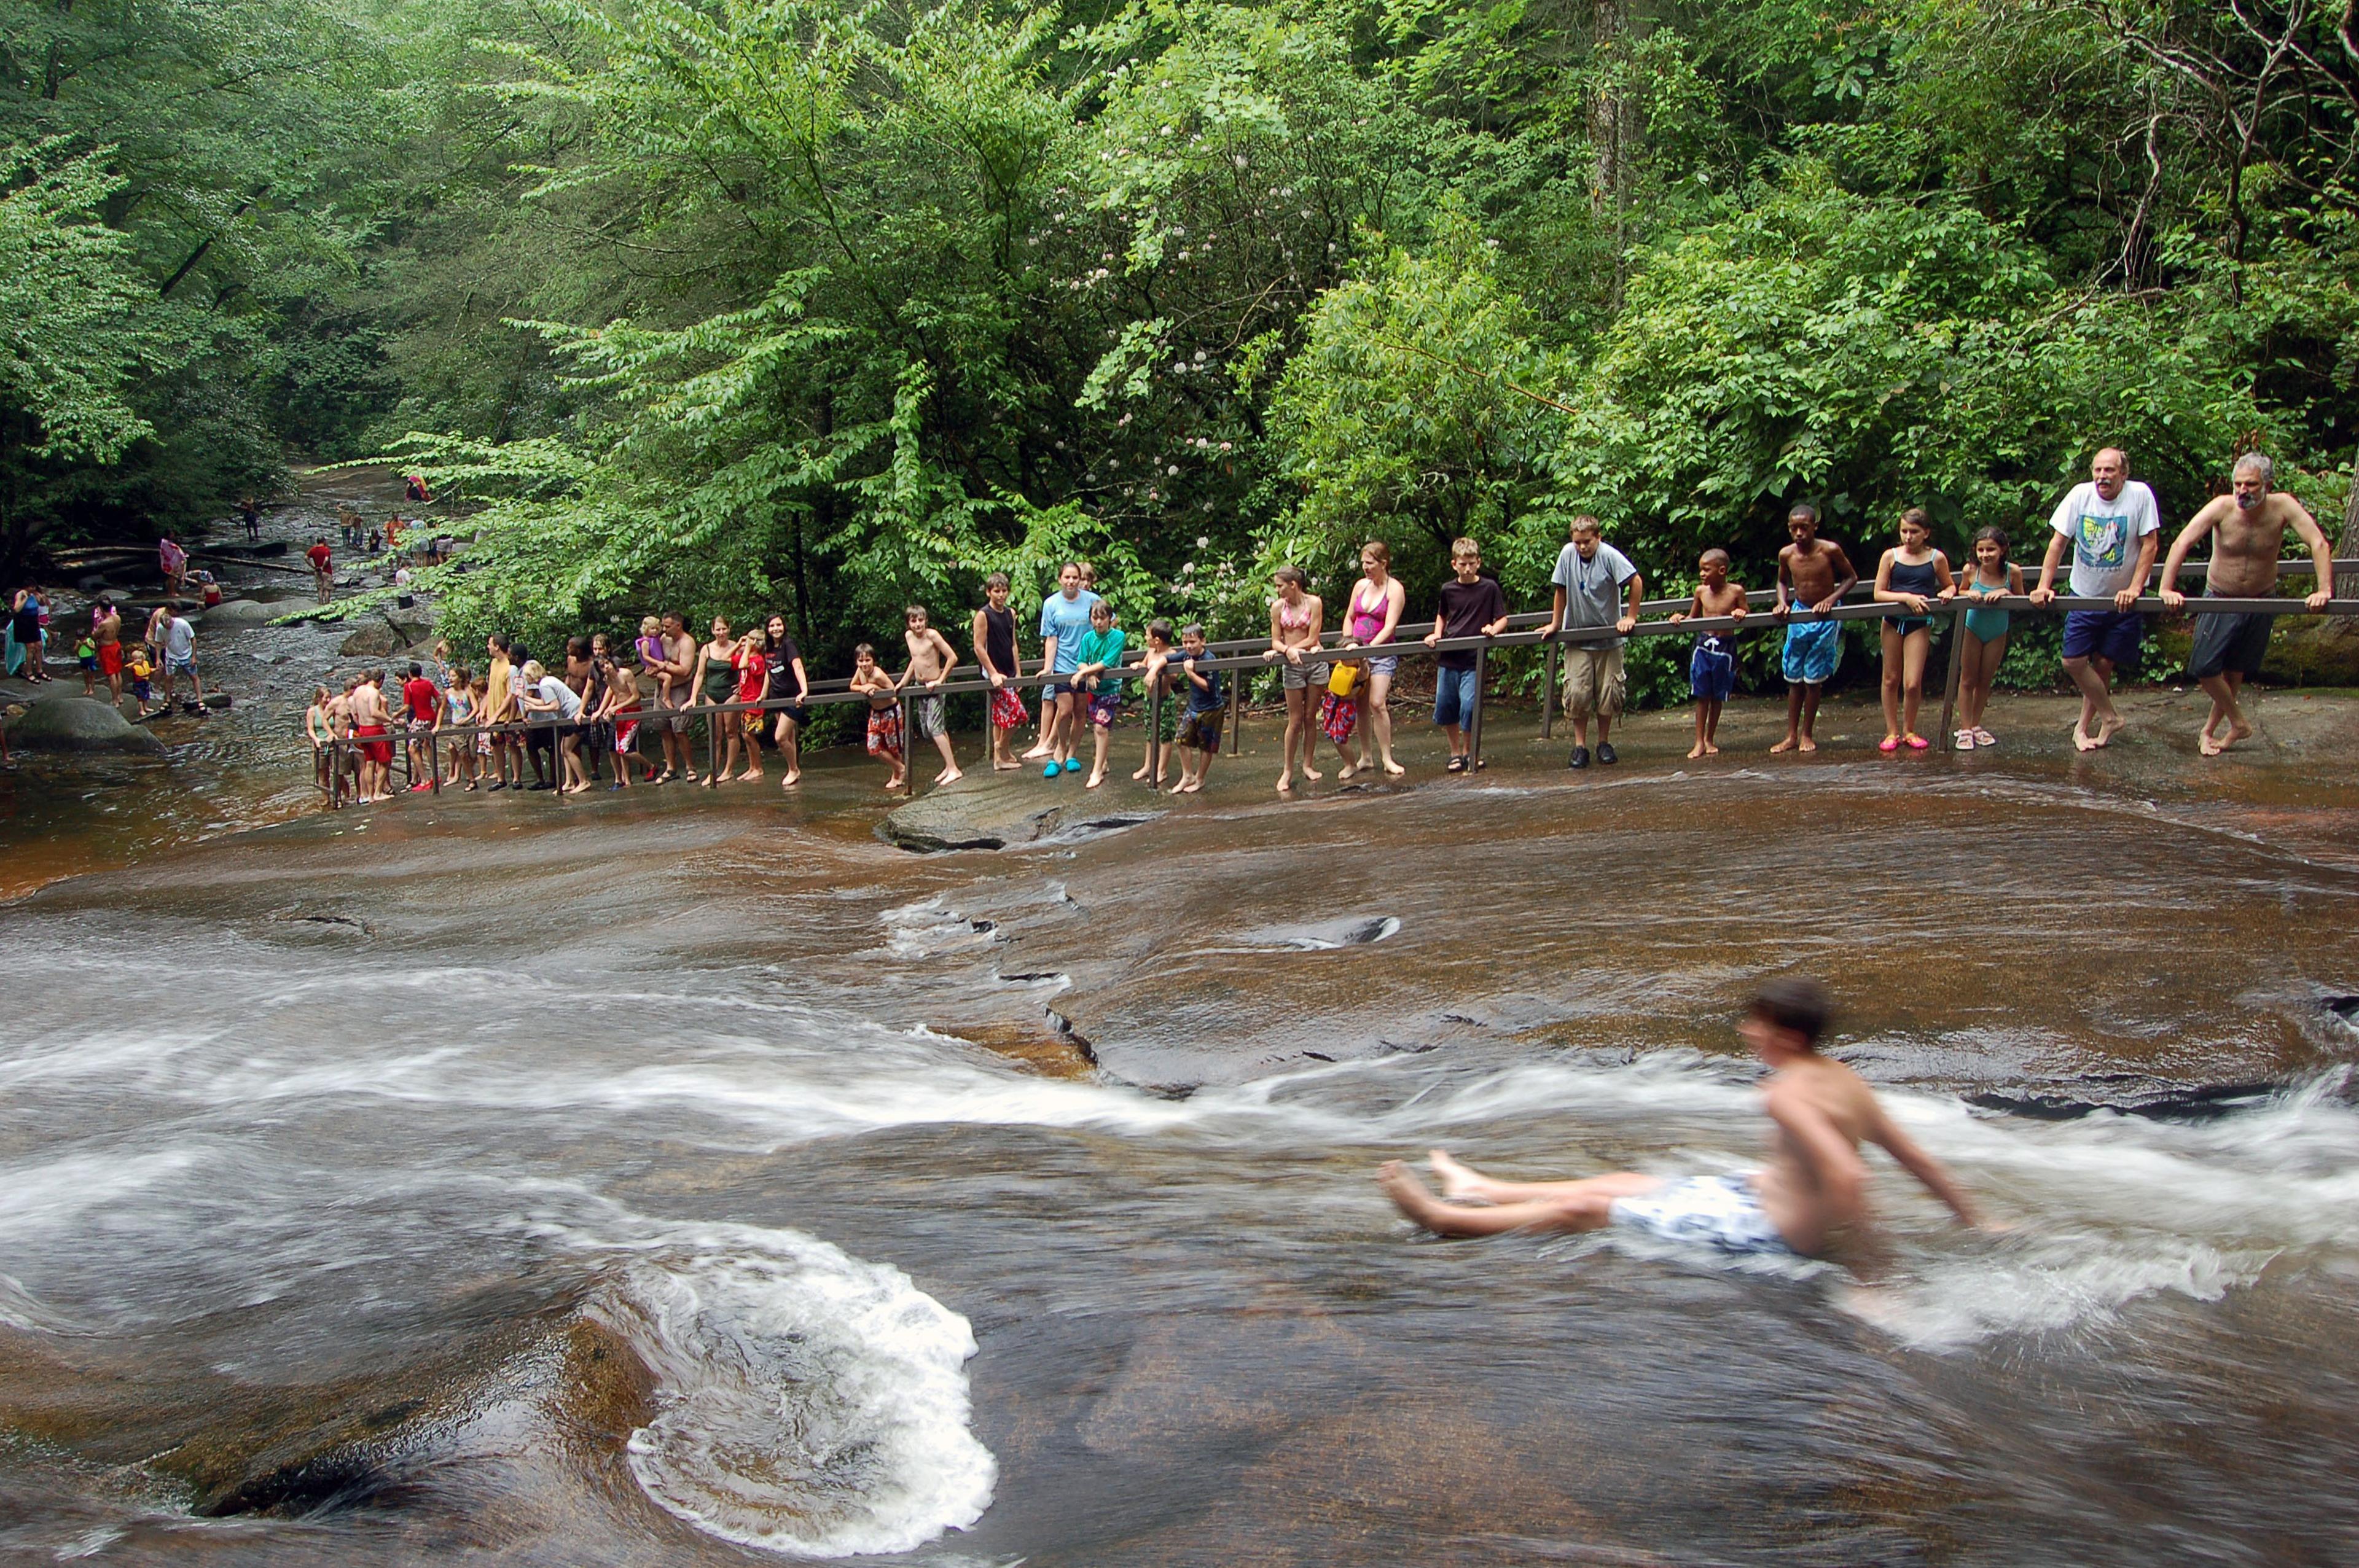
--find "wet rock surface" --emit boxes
[4,695,166,754]
[880,768,1160,852]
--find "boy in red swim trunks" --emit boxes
[850,643,906,791]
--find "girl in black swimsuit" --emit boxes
[1871,507,1953,751]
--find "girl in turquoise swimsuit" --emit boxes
[1947,525,2024,750]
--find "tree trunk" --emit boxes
[1589,0,1637,311]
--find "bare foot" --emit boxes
[700,774,718,789]
[1382,759,1406,777]
[1687,743,1706,760]
[1302,766,1323,782]
[1797,735,1818,753]
[1086,770,1104,789]
[1703,741,1719,756]
[1377,1161,1447,1228]
[1020,744,1048,760]
[939,768,963,784]
[1428,1149,1492,1203]
[780,771,800,789]
[738,770,762,782]
[1277,774,1294,794]
[1770,736,1798,754]
[1132,765,1152,781]
[2096,714,2125,746]
[2197,728,2225,757]
[1338,762,1359,781]
[1178,779,1202,794]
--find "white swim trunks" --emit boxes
[1609,1174,1793,1255]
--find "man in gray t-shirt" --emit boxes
[147,607,205,711]
[1543,515,1644,768]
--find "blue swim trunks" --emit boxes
[1609,1174,1794,1256]
[1689,635,1736,702]
[1781,618,1842,685]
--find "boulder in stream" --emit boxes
[5,695,165,754]
[201,598,276,627]
[880,770,1159,852]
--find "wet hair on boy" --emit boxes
[1748,976,1830,1048]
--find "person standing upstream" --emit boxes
[1342,542,1407,778]
[1543,515,1643,769]
[901,604,963,786]
[974,574,1027,771]
[2158,451,2336,757]
[1770,505,1858,754]
[2030,448,2161,751]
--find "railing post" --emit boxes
[898,693,913,794]
[1226,660,1243,756]
[1468,644,1487,770]
[1540,633,1559,739]
[705,698,720,781]
[1937,599,1968,753]
[1147,673,1165,787]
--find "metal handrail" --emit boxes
[316,584,2359,805]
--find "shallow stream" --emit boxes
[2,478,2357,1564]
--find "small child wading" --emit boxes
[1668,548,1747,758]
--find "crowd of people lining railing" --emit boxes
[310,448,2355,806]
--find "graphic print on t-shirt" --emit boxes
[2073,512,2129,574]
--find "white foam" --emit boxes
[575,1215,995,1559]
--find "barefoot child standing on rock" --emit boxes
[1379,977,1989,1265]
[1770,505,1857,755]
[1669,548,1746,759]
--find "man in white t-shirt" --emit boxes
[2029,447,2160,751]
[1542,515,1643,768]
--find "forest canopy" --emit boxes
[7,0,2357,673]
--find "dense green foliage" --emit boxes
[10,0,2359,692]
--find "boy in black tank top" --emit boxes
[973,572,1027,770]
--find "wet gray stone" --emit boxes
[6,695,166,754]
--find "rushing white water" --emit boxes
[575,1214,996,1559]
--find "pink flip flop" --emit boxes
[1904,732,1931,750]
[1877,736,1901,752]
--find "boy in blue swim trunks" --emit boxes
[1377,977,1987,1263]
[1769,505,1857,754]
[1669,548,1747,758]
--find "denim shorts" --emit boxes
[1433,665,1480,728]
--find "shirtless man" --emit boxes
[91,602,123,704]
[2030,448,2162,751]
[1378,977,1985,1265]
[2159,451,2335,756]
[350,670,394,802]
[1769,505,1858,754]
[653,610,700,782]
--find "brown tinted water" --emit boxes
[3,494,2358,1563]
